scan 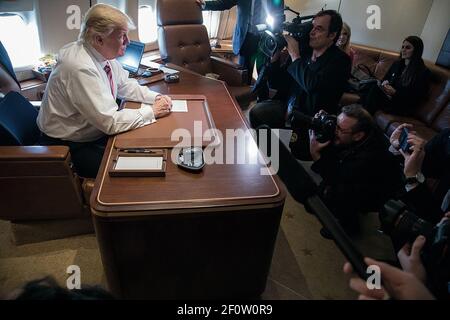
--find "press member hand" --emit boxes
[271,48,290,64]
[397,236,427,283]
[284,35,300,62]
[390,123,413,150]
[152,96,172,118]
[271,50,282,63]
[309,129,330,161]
[437,212,450,226]
[382,83,396,96]
[343,257,434,300]
[315,109,327,118]
[400,132,426,178]
[442,212,450,221]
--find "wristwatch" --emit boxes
[405,172,425,184]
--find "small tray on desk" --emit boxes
[109,148,167,177]
[115,95,219,149]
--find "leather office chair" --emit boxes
[157,0,255,108]
[0,47,94,244]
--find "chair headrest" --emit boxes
[157,0,203,26]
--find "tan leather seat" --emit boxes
[341,43,449,139]
[157,0,255,108]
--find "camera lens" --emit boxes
[265,37,276,52]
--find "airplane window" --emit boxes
[0,13,40,68]
[139,5,157,43]
[202,11,221,39]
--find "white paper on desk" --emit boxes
[171,100,188,112]
[141,58,161,68]
[140,58,179,74]
[115,156,163,170]
[160,66,179,75]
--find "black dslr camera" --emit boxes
[380,200,450,252]
[290,111,337,143]
[252,4,314,101]
[287,111,336,161]
[380,199,450,297]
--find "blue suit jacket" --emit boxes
[205,0,250,55]
[205,0,281,56]
[0,42,20,87]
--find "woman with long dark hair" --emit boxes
[362,36,431,115]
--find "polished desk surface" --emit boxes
[90,71,285,216]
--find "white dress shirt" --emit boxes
[37,41,159,142]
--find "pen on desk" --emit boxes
[120,149,156,153]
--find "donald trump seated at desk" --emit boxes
[37,4,172,178]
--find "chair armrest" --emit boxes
[82,177,95,204]
[210,56,248,86]
[211,55,243,69]
[0,146,74,178]
[0,146,69,161]
[0,145,89,222]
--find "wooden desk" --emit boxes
[90,71,286,299]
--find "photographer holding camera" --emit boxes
[388,125,450,225]
[343,256,435,300]
[308,105,402,238]
[343,211,450,300]
[250,10,351,144]
[375,126,450,299]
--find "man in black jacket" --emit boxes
[309,105,402,237]
[250,10,351,129]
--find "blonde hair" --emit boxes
[79,4,136,45]
[339,22,352,54]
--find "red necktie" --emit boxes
[104,62,115,97]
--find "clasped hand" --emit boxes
[152,95,172,118]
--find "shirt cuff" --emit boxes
[143,88,159,104]
[139,103,156,125]
[388,145,401,156]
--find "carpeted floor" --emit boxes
[0,187,395,300]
